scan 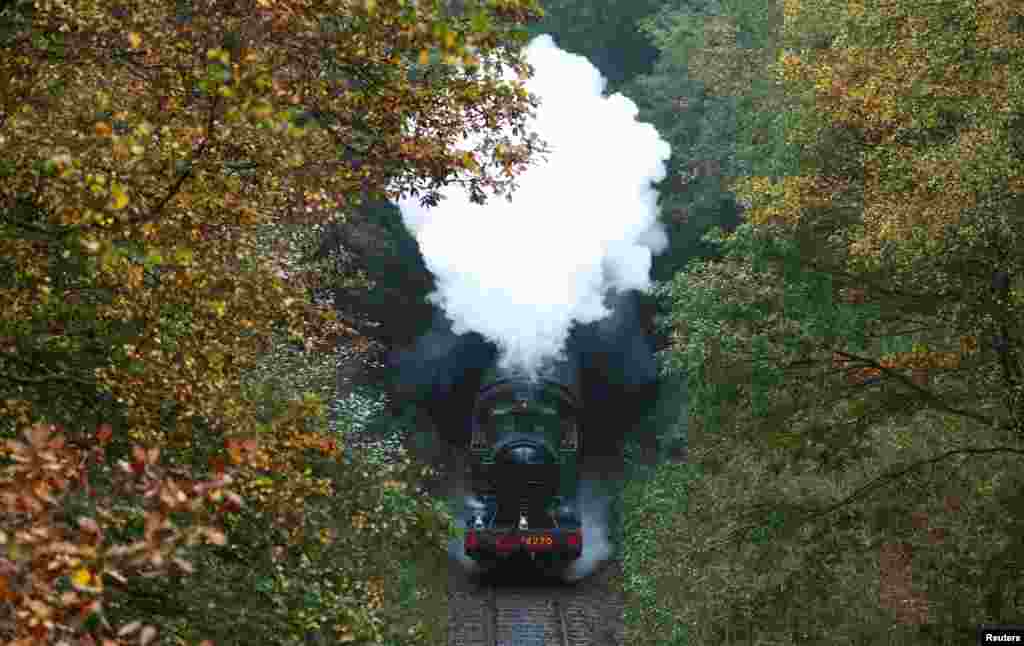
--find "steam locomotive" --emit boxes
[462,373,583,572]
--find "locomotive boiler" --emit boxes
[462,373,583,572]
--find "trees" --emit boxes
[733,0,1024,433]
[524,0,662,92]
[1,0,544,642]
[627,0,799,283]
[1,0,542,447]
[628,0,1024,642]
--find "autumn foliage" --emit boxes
[713,0,1024,432]
[1,423,235,644]
[1,0,542,444]
[632,0,1024,643]
[2,0,544,642]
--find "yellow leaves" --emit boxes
[730,177,789,227]
[418,49,430,66]
[366,576,385,610]
[206,48,230,65]
[764,18,1017,269]
[781,0,801,21]
[764,429,802,451]
[210,300,227,318]
[71,567,101,591]
[812,62,835,96]
[738,173,859,242]
[461,151,480,173]
[173,246,194,265]
[976,475,998,497]
[6,540,26,564]
[108,182,129,210]
[0,0,538,631]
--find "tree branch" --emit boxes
[714,446,1024,554]
[117,94,221,232]
[0,369,96,387]
[833,350,995,427]
[804,446,1024,521]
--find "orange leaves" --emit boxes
[764,0,1024,268]
[1,0,539,638]
[880,351,962,372]
[120,445,160,477]
[96,423,113,445]
[0,422,239,643]
[959,335,979,356]
[225,436,260,466]
[0,574,16,603]
[831,346,964,387]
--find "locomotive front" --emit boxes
[462,377,583,570]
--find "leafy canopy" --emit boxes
[1,0,544,642]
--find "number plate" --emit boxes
[522,535,554,547]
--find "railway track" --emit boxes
[449,579,594,646]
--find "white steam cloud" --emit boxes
[563,477,613,583]
[398,35,671,376]
[448,493,484,575]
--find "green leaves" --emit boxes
[643,0,1024,642]
[2,0,546,641]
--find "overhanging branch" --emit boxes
[805,446,1024,521]
[833,350,994,427]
